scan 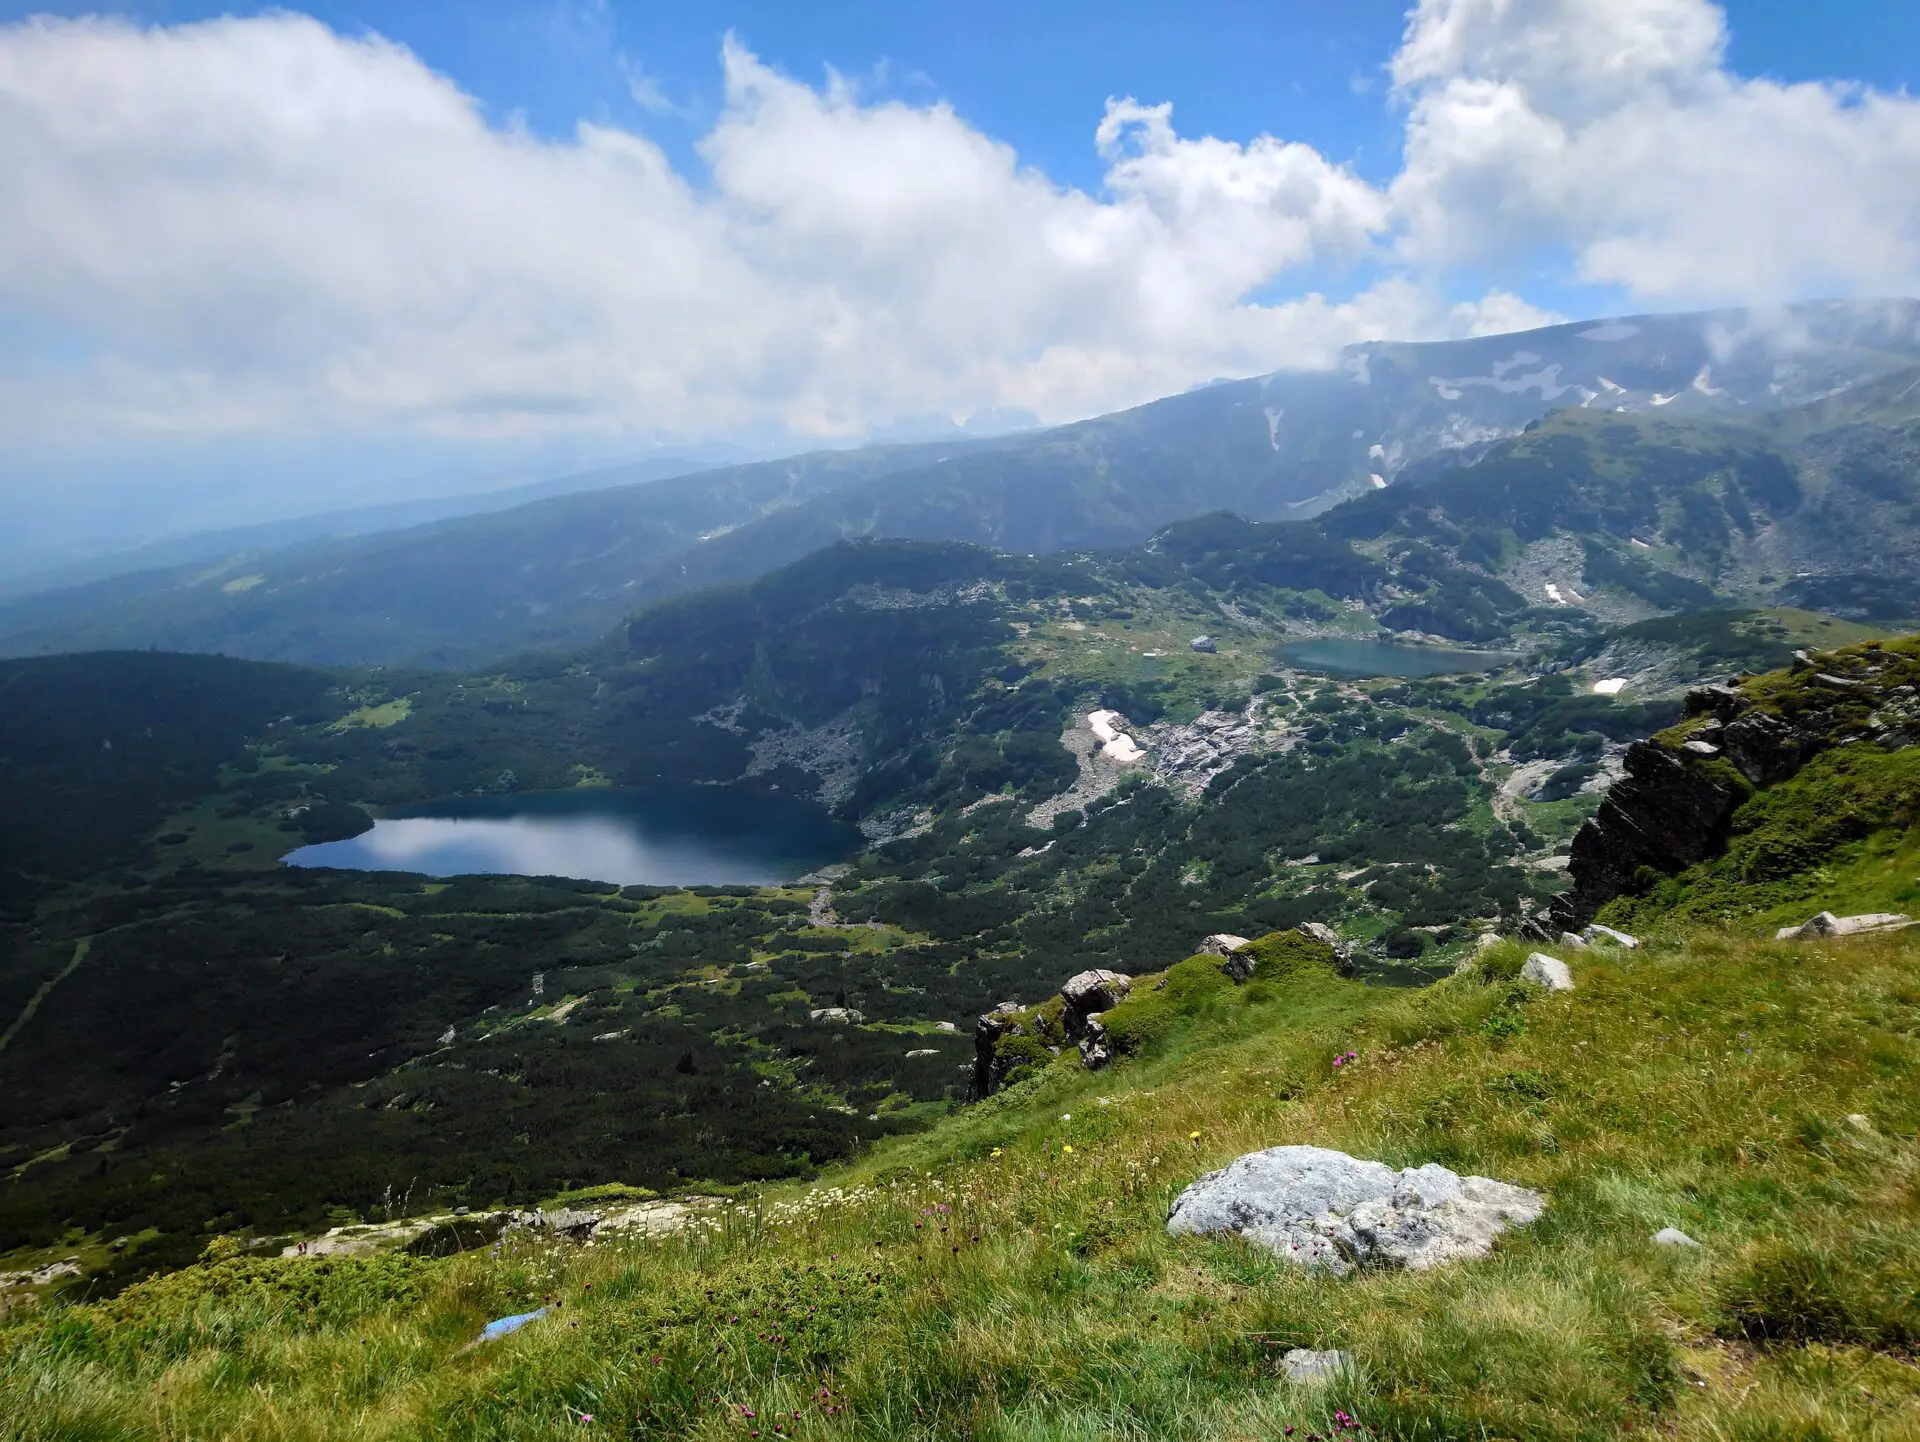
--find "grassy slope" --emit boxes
[6,928,1916,1441]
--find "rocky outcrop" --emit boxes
[1548,739,1744,932]
[1077,1014,1114,1070]
[1060,969,1130,1040]
[1296,921,1356,975]
[971,1003,1033,1099]
[1554,642,1920,931]
[1167,1145,1545,1276]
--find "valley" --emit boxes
[3,304,1920,1440]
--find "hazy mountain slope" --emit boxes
[0,438,1014,668]
[0,452,725,603]
[6,302,1917,669]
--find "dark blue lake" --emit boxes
[283,786,859,886]
[1278,638,1522,678]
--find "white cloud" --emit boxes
[0,14,1422,453]
[0,0,1915,482]
[1389,0,1920,300]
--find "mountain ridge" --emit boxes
[7,300,1919,668]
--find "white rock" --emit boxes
[1166,1145,1545,1276]
[808,1007,865,1024]
[1520,953,1575,991]
[1583,924,1640,949]
[1060,969,1131,1014]
[1281,1348,1354,1384]
[1652,1227,1701,1248]
[1197,933,1252,957]
[1774,911,1914,941]
[1558,931,1590,949]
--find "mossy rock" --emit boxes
[1237,929,1342,981]
[1100,956,1233,1054]
[993,1030,1064,1090]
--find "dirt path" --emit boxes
[0,938,89,1058]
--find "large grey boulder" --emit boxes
[1060,969,1131,1039]
[1520,953,1575,991]
[1167,1145,1545,1276]
[1774,911,1914,940]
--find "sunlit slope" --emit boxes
[5,926,1916,1440]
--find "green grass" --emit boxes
[6,926,1918,1440]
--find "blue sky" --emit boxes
[9,0,1914,198]
[2,0,1919,562]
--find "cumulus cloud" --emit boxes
[0,13,1428,449]
[0,0,1915,467]
[1390,0,1920,299]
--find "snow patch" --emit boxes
[1592,677,1629,696]
[1264,407,1284,450]
[1369,473,1387,489]
[1087,710,1146,763]
[1429,363,1577,401]
[1690,365,1731,399]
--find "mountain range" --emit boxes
[7,299,1920,668]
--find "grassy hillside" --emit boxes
[4,923,1915,1439]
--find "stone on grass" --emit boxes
[1198,932,1252,956]
[1198,933,1256,980]
[1558,931,1590,949]
[1520,953,1575,991]
[1166,1145,1545,1277]
[1774,911,1914,941]
[809,1006,865,1024]
[1652,1227,1701,1249]
[1583,924,1640,949]
[1280,1349,1354,1384]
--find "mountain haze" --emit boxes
[6,301,1918,669]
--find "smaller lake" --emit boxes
[283,786,860,887]
[1278,638,1522,678]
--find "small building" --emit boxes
[1190,635,1217,653]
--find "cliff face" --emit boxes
[1550,640,1920,931]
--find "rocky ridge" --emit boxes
[1549,640,1920,931]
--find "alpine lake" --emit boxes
[283,784,861,887]
[1277,637,1522,678]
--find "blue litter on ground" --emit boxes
[479,1307,546,1341]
